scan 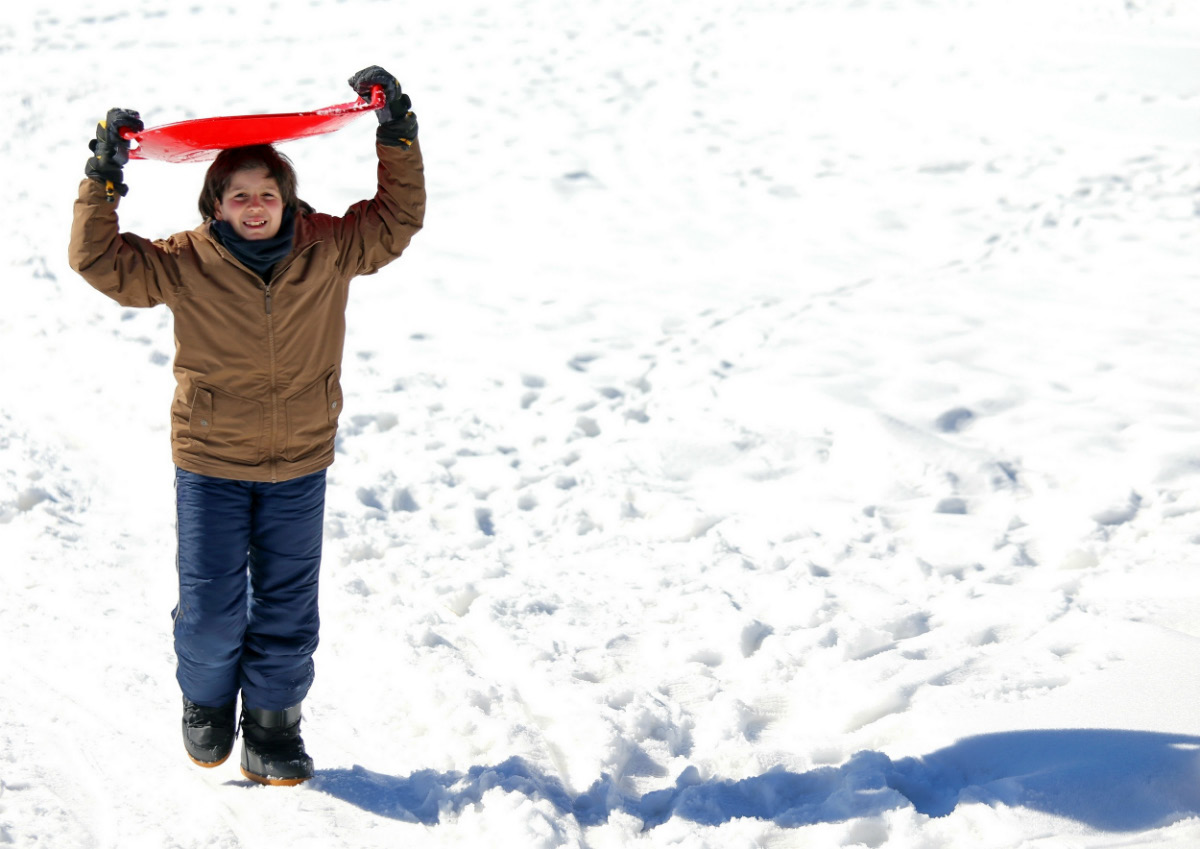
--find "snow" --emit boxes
[3,0,1200,846]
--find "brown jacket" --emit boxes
[69,141,426,482]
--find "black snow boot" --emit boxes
[240,704,314,786]
[182,696,237,767]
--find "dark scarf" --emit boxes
[211,205,296,279]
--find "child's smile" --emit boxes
[214,166,285,240]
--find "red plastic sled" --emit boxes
[122,86,385,164]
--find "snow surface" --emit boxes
[3,0,1200,846]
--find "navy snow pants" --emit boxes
[173,467,326,711]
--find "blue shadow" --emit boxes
[311,729,1200,831]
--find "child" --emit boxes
[68,66,426,785]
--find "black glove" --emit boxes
[348,66,418,148]
[85,108,144,201]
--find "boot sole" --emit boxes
[240,766,312,786]
[188,752,231,768]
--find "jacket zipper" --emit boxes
[259,245,318,483]
[264,279,278,483]
[207,234,321,482]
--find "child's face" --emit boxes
[213,166,285,240]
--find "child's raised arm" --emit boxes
[321,66,426,276]
[70,107,174,309]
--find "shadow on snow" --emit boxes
[311,729,1200,831]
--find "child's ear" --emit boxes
[213,203,224,221]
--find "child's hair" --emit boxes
[198,144,299,220]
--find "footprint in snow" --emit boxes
[741,621,774,658]
[568,353,600,372]
[520,374,544,409]
[934,407,975,433]
[574,417,600,438]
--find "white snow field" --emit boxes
[3,0,1200,846]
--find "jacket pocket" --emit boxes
[187,385,266,465]
[283,367,342,462]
